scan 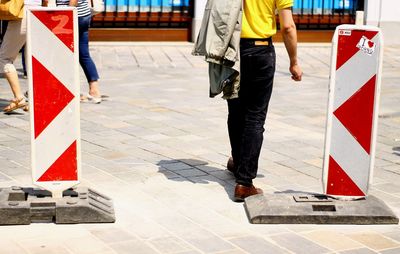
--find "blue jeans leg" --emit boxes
[78,15,99,83]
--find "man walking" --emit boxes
[228,0,302,201]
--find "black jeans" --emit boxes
[227,39,276,186]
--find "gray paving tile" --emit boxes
[194,164,224,173]
[63,235,113,254]
[148,236,194,254]
[155,215,236,253]
[338,248,378,254]
[374,183,400,193]
[90,228,137,243]
[110,240,158,254]
[347,232,400,251]
[380,248,400,254]
[172,251,201,254]
[0,240,29,254]
[29,245,71,254]
[230,236,288,254]
[160,162,193,171]
[271,233,330,254]
[174,168,208,178]
[384,230,400,242]
[182,235,236,253]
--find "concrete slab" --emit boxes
[245,193,399,224]
[0,186,115,225]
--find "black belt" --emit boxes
[240,37,273,46]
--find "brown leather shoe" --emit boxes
[234,184,263,202]
[227,157,236,174]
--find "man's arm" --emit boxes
[69,0,78,6]
[278,8,302,81]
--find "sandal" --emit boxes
[80,93,101,104]
[3,97,27,113]
[86,93,102,104]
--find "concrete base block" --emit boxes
[245,193,399,224]
[0,186,115,225]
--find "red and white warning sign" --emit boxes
[323,25,383,199]
[26,7,80,198]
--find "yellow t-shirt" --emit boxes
[241,0,293,39]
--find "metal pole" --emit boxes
[356,10,364,25]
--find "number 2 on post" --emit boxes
[51,15,72,34]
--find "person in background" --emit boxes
[0,0,43,113]
[20,45,27,78]
[227,0,302,201]
[56,0,102,103]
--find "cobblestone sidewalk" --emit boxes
[0,42,398,254]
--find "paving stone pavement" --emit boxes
[0,41,399,254]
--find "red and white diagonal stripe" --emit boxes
[27,8,80,196]
[323,26,382,198]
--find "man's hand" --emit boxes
[290,64,302,81]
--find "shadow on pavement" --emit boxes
[393,146,400,156]
[156,159,237,201]
[0,98,10,108]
